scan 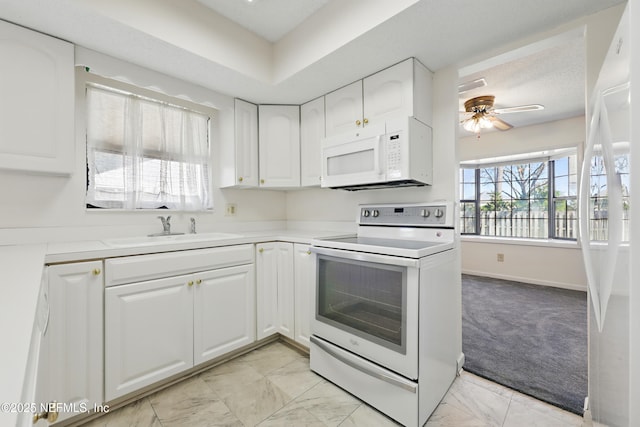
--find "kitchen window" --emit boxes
[460,153,578,240]
[85,78,213,210]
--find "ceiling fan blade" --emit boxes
[458,77,487,94]
[493,104,544,114]
[489,116,513,131]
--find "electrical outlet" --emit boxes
[497,253,505,262]
[225,203,237,216]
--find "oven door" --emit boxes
[320,124,386,188]
[310,246,419,379]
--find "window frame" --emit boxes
[460,152,578,241]
[81,69,216,211]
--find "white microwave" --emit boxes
[320,117,432,190]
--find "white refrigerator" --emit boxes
[579,4,635,426]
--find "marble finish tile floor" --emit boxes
[82,340,584,427]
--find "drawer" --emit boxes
[105,245,254,287]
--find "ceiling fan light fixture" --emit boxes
[463,115,493,133]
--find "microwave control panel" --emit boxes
[385,131,403,179]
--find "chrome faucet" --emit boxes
[190,217,196,234]
[158,216,171,234]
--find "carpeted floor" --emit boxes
[462,274,588,415]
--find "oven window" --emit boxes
[316,255,407,354]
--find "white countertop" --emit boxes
[2,228,351,426]
[44,228,350,264]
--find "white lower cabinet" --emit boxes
[256,242,294,340]
[293,243,314,347]
[34,261,103,425]
[194,265,255,364]
[105,275,194,401]
[104,246,255,401]
[256,242,313,348]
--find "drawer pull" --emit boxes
[196,279,202,285]
[92,268,101,276]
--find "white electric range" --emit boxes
[309,202,462,427]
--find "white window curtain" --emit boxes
[86,84,212,210]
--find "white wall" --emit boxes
[0,50,287,246]
[458,116,588,291]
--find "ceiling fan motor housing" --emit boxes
[465,95,495,113]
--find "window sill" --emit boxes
[461,235,581,249]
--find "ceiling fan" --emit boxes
[460,95,544,134]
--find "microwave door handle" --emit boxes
[376,135,384,177]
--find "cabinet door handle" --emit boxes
[355,119,362,126]
[260,179,265,184]
[33,401,59,424]
[187,281,194,287]
[238,176,244,182]
[258,248,264,253]
[306,250,311,255]
[363,118,369,125]
[92,268,101,276]
[196,279,202,285]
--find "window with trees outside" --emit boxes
[85,77,213,211]
[460,154,578,240]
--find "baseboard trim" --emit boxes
[462,269,587,292]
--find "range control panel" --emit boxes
[358,203,451,227]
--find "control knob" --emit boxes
[362,209,370,217]
[372,209,380,218]
[420,209,430,218]
[434,208,444,218]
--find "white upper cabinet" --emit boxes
[300,96,325,187]
[220,99,259,188]
[0,20,74,175]
[325,58,432,138]
[325,81,363,138]
[258,105,300,188]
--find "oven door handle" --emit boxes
[310,246,420,268]
[310,336,417,393]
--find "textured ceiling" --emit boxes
[458,34,586,132]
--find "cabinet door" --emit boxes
[38,262,103,424]
[363,58,414,127]
[0,20,74,175]
[234,99,259,187]
[194,264,255,364]
[258,105,301,187]
[256,243,279,339]
[294,244,314,347]
[276,243,295,339]
[300,96,325,187]
[105,276,194,401]
[325,80,363,137]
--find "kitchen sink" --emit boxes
[102,232,243,247]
